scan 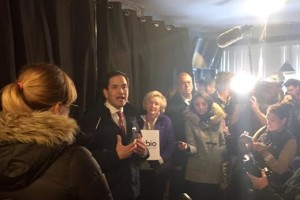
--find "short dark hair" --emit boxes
[284,79,300,87]
[215,71,234,92]
[102,71,129,90]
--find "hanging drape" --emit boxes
[107,1,192,108]
[0,0,192,116]
[0,0,99,117]
[0,0,16,89]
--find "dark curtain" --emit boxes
[107,2,192,109]
[0,0,192,115]
[0,0,100,117]
[0,0,16,88]
[107,2,131,73]
[123,9,146,110]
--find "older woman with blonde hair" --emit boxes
[138,90,175,200]
[0,63,112,200]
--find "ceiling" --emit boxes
[126,0,300,39]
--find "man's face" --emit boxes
[177,74,193,97]
[103,75,129,109]
[286,85,300,98]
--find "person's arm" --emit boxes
[263,139,297,174]
[182,120,198,154]
[90,134,139,171]
[252,126,267,142]
[247,170,283,200]
[161,116,176,162]
[250,96,267,126]
[134,133,149,158]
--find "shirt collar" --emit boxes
[181,95,191,105]
[105,101,124,114]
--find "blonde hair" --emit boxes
[143,90,167,113]
[1,63,77,112]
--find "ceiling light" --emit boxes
[245,0,287,18]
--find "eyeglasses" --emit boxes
[70,103,78,108]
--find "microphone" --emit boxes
[217,25,252,48]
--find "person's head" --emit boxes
[284,78,300,98]
[266,103,290,132]
[1,63,77,116]
[190,92,213,116]
[253,81,282,106]
[143,91,167,116]
[176,72,193,98]
[102,71,129,109]
[215,71,234,95]
[195,79,206,92]
[206,78,216,95]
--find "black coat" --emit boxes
[79,103,148,200]
[0,112,112,200]
[165,92,189,166]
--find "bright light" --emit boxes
[244,0,287,18]
[230,72,258,95]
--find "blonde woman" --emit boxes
[138,90,175,200]
[0,63,112,200]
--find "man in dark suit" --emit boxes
[79,71,148,200]
[166,72,194,200]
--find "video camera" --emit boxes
[238,133,286,192]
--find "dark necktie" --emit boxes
[117,111,125,133]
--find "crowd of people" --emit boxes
[1,63,300,200]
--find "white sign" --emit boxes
[141,130,161,160]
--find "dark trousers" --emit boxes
[137,170,168,200]
[168,167,186,200]
[186,181,222,200]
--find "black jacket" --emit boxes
[0,112,112,200]
[79,102,148,200]
[165,92,189,166]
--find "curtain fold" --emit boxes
[0,0,97,118]
[0,0,16,89]
[0,0,193,115]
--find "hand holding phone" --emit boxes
[175,141,188,150]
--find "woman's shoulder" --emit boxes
[183,108,200,125]
[63,146,95,161]
[57,146,100,171]
[158,113,170,119]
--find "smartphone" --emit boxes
[174,141,182,145]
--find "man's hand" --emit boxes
[247,169,269,190]
[116,135,137,159]
[250,96,260,113]
[134,133,148,156]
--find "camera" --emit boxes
[242,153,262,177]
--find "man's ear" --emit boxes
[103,88,108,99]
